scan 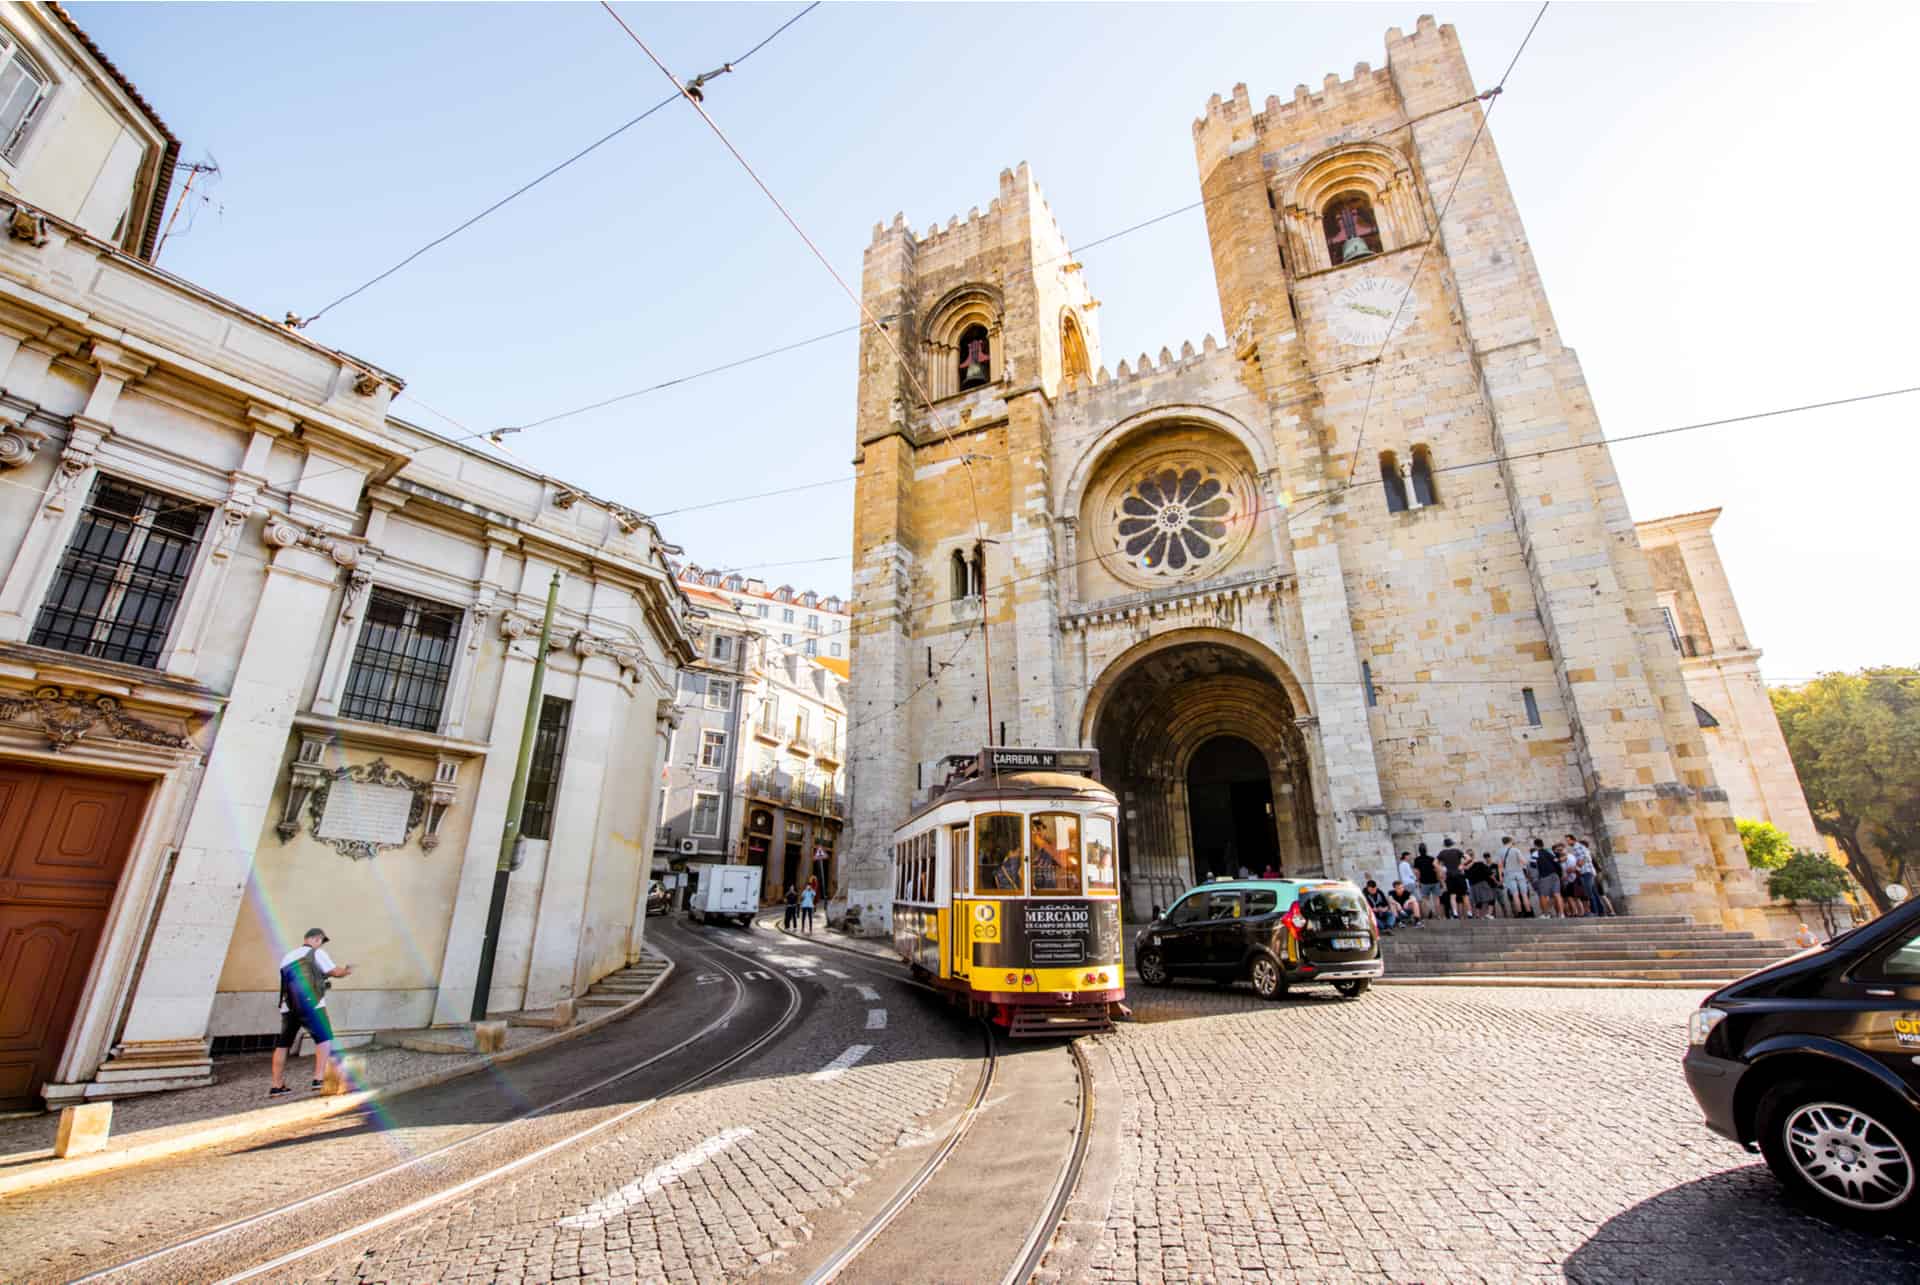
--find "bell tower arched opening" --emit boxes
[1085,631,1324,917]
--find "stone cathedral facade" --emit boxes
[845,17,1781,931]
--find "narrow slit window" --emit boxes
[1361,659,1378,707]
[521,696,572,840]
[1410,445,1438,507]
[1379,452,1409,514]
[1522,687,1542,727]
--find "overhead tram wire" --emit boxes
[1345,0,1550,482]
[286,2,821,331]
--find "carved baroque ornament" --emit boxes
[303,758,431,861]
[0,685,194,753]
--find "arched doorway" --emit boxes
[1186,735,1277,881]
[1084,631,1323,917]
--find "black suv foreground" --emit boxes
[1135,878,1383,999]
[1684,897,1920,1230]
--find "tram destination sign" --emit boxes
[980,746,1099,776]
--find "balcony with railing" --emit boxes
[752,717,783,745]
[813,738,843,766]
[747,771,786,803]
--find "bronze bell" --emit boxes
[961,337,989,387]
[1341,235,1373,262]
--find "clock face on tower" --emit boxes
[1328,275,1413,348]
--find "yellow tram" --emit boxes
[890,747,1125,1036]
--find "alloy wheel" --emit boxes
[1783,1101,1915,1212]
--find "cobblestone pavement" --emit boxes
[283,923,981,1284]
[1079,982,1920,1283]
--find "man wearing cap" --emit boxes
[270,927,352,1097]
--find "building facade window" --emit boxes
[705,677,734,710]
[760,696,780,734]
[757,603,770,618]
[830,642,843,657]
[699,728,727,768]
[1660,606,1682,651]
[1409,445,1438,507]
[807,614,819,631]
[957,323,992,389]
[340,587,463,731]
[712,633,733,661]
[690,791,721,836]
[832,618,843,633]
[1522,687,1542,727]
[794,708,809,742]
[781,607,795,623]
[781,632,794,646]
[0,32,51,162]
[30,476,212,668]
[804,639,817,656]
[1322,192,1383,263]
[1379,451,1409,513]
[521,696,572,840]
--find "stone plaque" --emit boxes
[316,779,414,846]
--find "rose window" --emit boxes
[1114,465,1236,574]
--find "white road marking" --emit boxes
[742,970,769,981]
[851,984,880,1002]
[557,1127,754,1230]
[810,1044,873,1082]
[694,973,722,985]
[824,968,850,978]
[789,969,816,979]
[866,1008,888,1031]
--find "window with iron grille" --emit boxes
[30,476,212,668]
[340,588,463,730]
[520,696,572,840]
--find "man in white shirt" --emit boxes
[1396,852,1417,893]
[1498,836,1533,918]
[271,927,352,1097]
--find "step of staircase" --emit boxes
[1379,914,1793,982]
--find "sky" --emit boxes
[68,1,1920,685]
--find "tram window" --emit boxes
[975,813,1024,895]
[1083,816,1117,894]
[1029,813,1081,895]
[950,824,971,895]
[917,835,932,901]
[893,845,903,899]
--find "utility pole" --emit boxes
[155,158,220,261]
[470,570,561,1023]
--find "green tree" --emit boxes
[1772,667,1920,914]
[1767,850,1853,935]
[1736,818,1794,870]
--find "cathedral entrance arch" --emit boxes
[1083,629,1323,918]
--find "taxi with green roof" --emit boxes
[1135,876,1383,999]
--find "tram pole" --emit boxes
[470,569,561,1023]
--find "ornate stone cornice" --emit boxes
[1061,567,1295,633]
[0,685,194,753]
[262,518,373,570]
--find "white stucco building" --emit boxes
[0,6,694,1110]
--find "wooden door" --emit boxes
[0,765,149,1110]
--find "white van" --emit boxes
[687,863,762,927]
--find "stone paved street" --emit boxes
[1081,982,1919,1283]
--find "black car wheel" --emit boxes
[1250,954,1286,1001]
[1757,1077,1917,1229]
[1334,979,1371,998]
[1137,949,1171,987]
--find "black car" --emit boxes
[1134,878,1384,999]
[1684,897,1920,1229]
[645,881,671,917]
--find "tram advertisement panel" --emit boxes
[973,899,1121,970]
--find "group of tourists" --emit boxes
[1363,834,1615,934]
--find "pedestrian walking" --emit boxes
[1498,836,1533,918]
[1467,850,1500,917]
[800,879,817,933]
[1532,839,1563,919]
[1438,838,1470,920]
[783,883,799,931]
[1412,844,1442,921]
[270,928,351,1097]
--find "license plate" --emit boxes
[1334,937,1368,951]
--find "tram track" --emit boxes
[768,918,1093,1285]
[63,925,803,1285]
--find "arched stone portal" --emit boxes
[1084,631,1324,918]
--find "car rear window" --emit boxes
[1299,887,1367,932]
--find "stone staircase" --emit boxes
[1381,914,1795,983]
[574,952,672,1010]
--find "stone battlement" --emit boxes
[1059,334,1231,402]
